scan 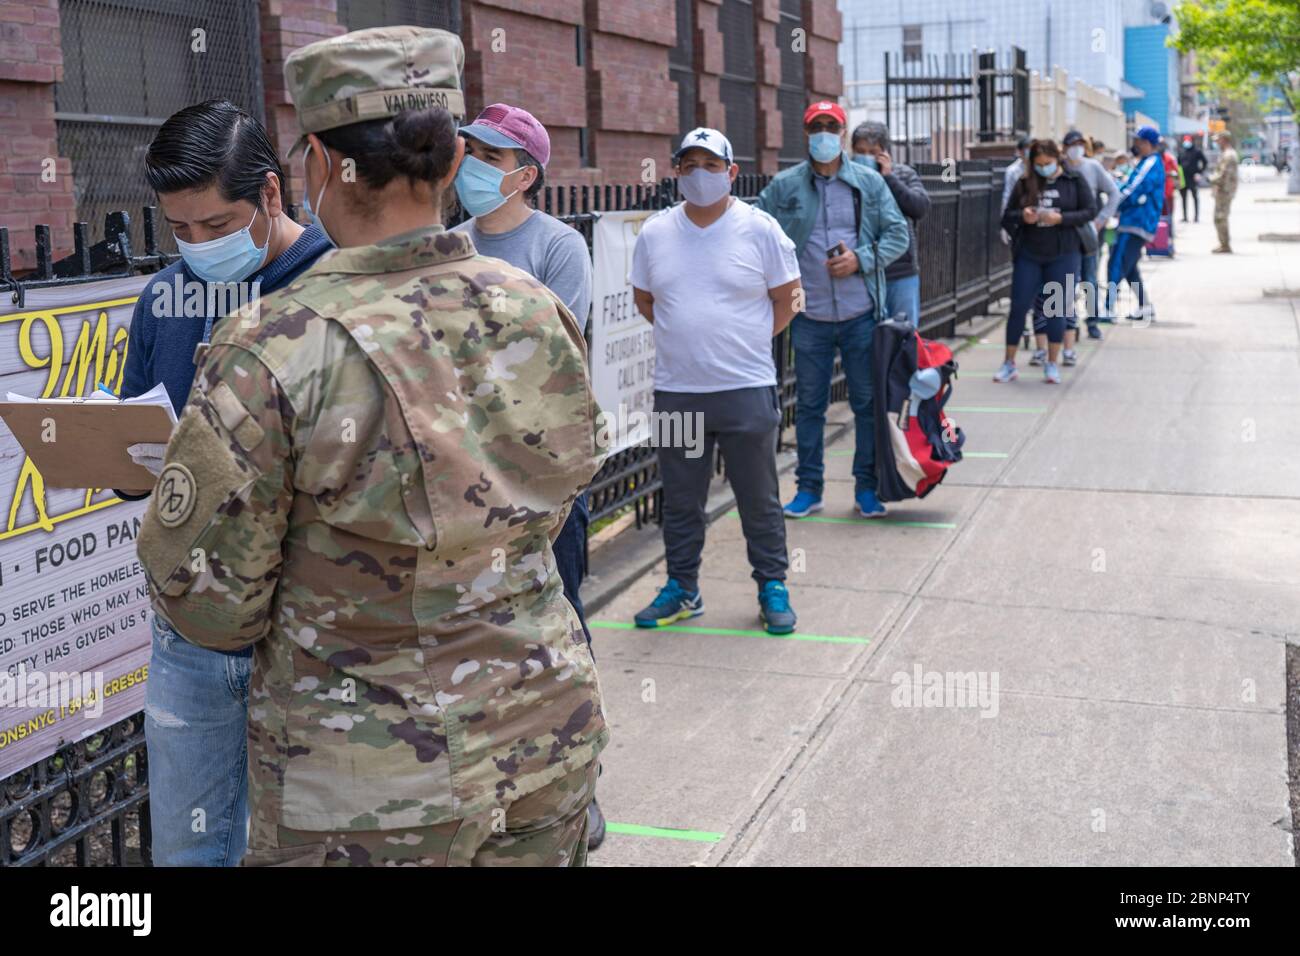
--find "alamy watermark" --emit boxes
[595,404,705,458]
[891,664,1000,718]
[0,665,105,722]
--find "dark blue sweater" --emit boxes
[121,223,331,415]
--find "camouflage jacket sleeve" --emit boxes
[136,340,294,651]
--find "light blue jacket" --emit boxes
[756,152,912,316]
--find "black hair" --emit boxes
[1017,135,1032,151]
[851,121,889,151]
[514,148,545,201]
[317,107,459,194]
[146,99,283,208]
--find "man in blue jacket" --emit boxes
[1104,126,1164,324]
[118,99,331,866]
[756,101,910,520]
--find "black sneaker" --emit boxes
[587,798,607,852]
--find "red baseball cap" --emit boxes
[803,100,846,126]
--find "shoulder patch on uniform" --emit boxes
[156,463,197,528]
[209,381,265,452]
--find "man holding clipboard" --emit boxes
[115,100,330,866]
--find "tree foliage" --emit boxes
[1172,0,1300,121]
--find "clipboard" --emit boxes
[0,397,175,491]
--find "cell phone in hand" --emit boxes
[832,241,847,257]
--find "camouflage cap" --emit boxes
[284,26,465,151]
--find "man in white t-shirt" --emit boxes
[629,128,803,635]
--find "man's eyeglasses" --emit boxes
[806,121,843,135]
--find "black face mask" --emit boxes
[1131,144,1142,157]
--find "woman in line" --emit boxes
[994,139,1098,385]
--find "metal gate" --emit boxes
[884,46,1030,167]
[54,0,266,257]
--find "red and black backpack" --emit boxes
[871,319,965,501]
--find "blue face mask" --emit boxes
[454,154,523,218]
[852,153,878,170]
[175,206,270,283]
[808,132,842,164]
[301,142,334,247]
[1035,162,1058,178]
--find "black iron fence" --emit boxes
[0,164,1013,864]
[884,46,1030,166]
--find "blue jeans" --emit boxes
[791,312,876,496]
[144,615,250,866]
[1008,251,1080,346]
[552,491,591,650]
[1080,253,1099,323]
[1104,232,1147,316]
[885,273,921,327]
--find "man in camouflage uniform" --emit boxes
[137,26,608,866]
[1210,131,1240,254]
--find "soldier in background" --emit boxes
[1211,131,1240,254]
[137,26,608,866]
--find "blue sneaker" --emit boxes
[758,580,797,634]
[634,578,704,628]
[855,489,887,518]
[783,490,823,518]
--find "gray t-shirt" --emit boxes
[452,210,592,325]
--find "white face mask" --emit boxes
[1067,145,1086,162]
[677,167,732,207]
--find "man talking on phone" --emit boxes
[757,101,910,520]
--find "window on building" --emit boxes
[337,0,458,32]
[719,0,757,172]
[777,0,805,169]
[903,25,923,65]
[670,0,697,140]
[54,0,266,255]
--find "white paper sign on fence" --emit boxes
[590,209,657,454]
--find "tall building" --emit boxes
[1119,0,1199,135]
[840,0,1128,105]
[1,0,842,269]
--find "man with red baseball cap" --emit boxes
[757,99,910,521]
[450,104,605,850]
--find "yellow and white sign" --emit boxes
[0,275,152,779]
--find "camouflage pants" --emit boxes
[1214,191,1233,248]
[242,762,597,867]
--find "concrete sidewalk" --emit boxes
[587,172,1299,866]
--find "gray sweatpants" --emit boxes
[654,386,788,594]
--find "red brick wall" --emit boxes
[804,0,842,101]
[0,0,73,270]
[463,1,590,180]
[260,0,345,205]
[585,25,678,182]
[0,0,844,268]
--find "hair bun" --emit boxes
[388,108,455,181]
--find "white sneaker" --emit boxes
[1028,349,1046,366]
[993,361,1018,383]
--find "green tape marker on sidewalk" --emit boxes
[605,822,724,843]
[726,509,954,530]
[591,619,871,645]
